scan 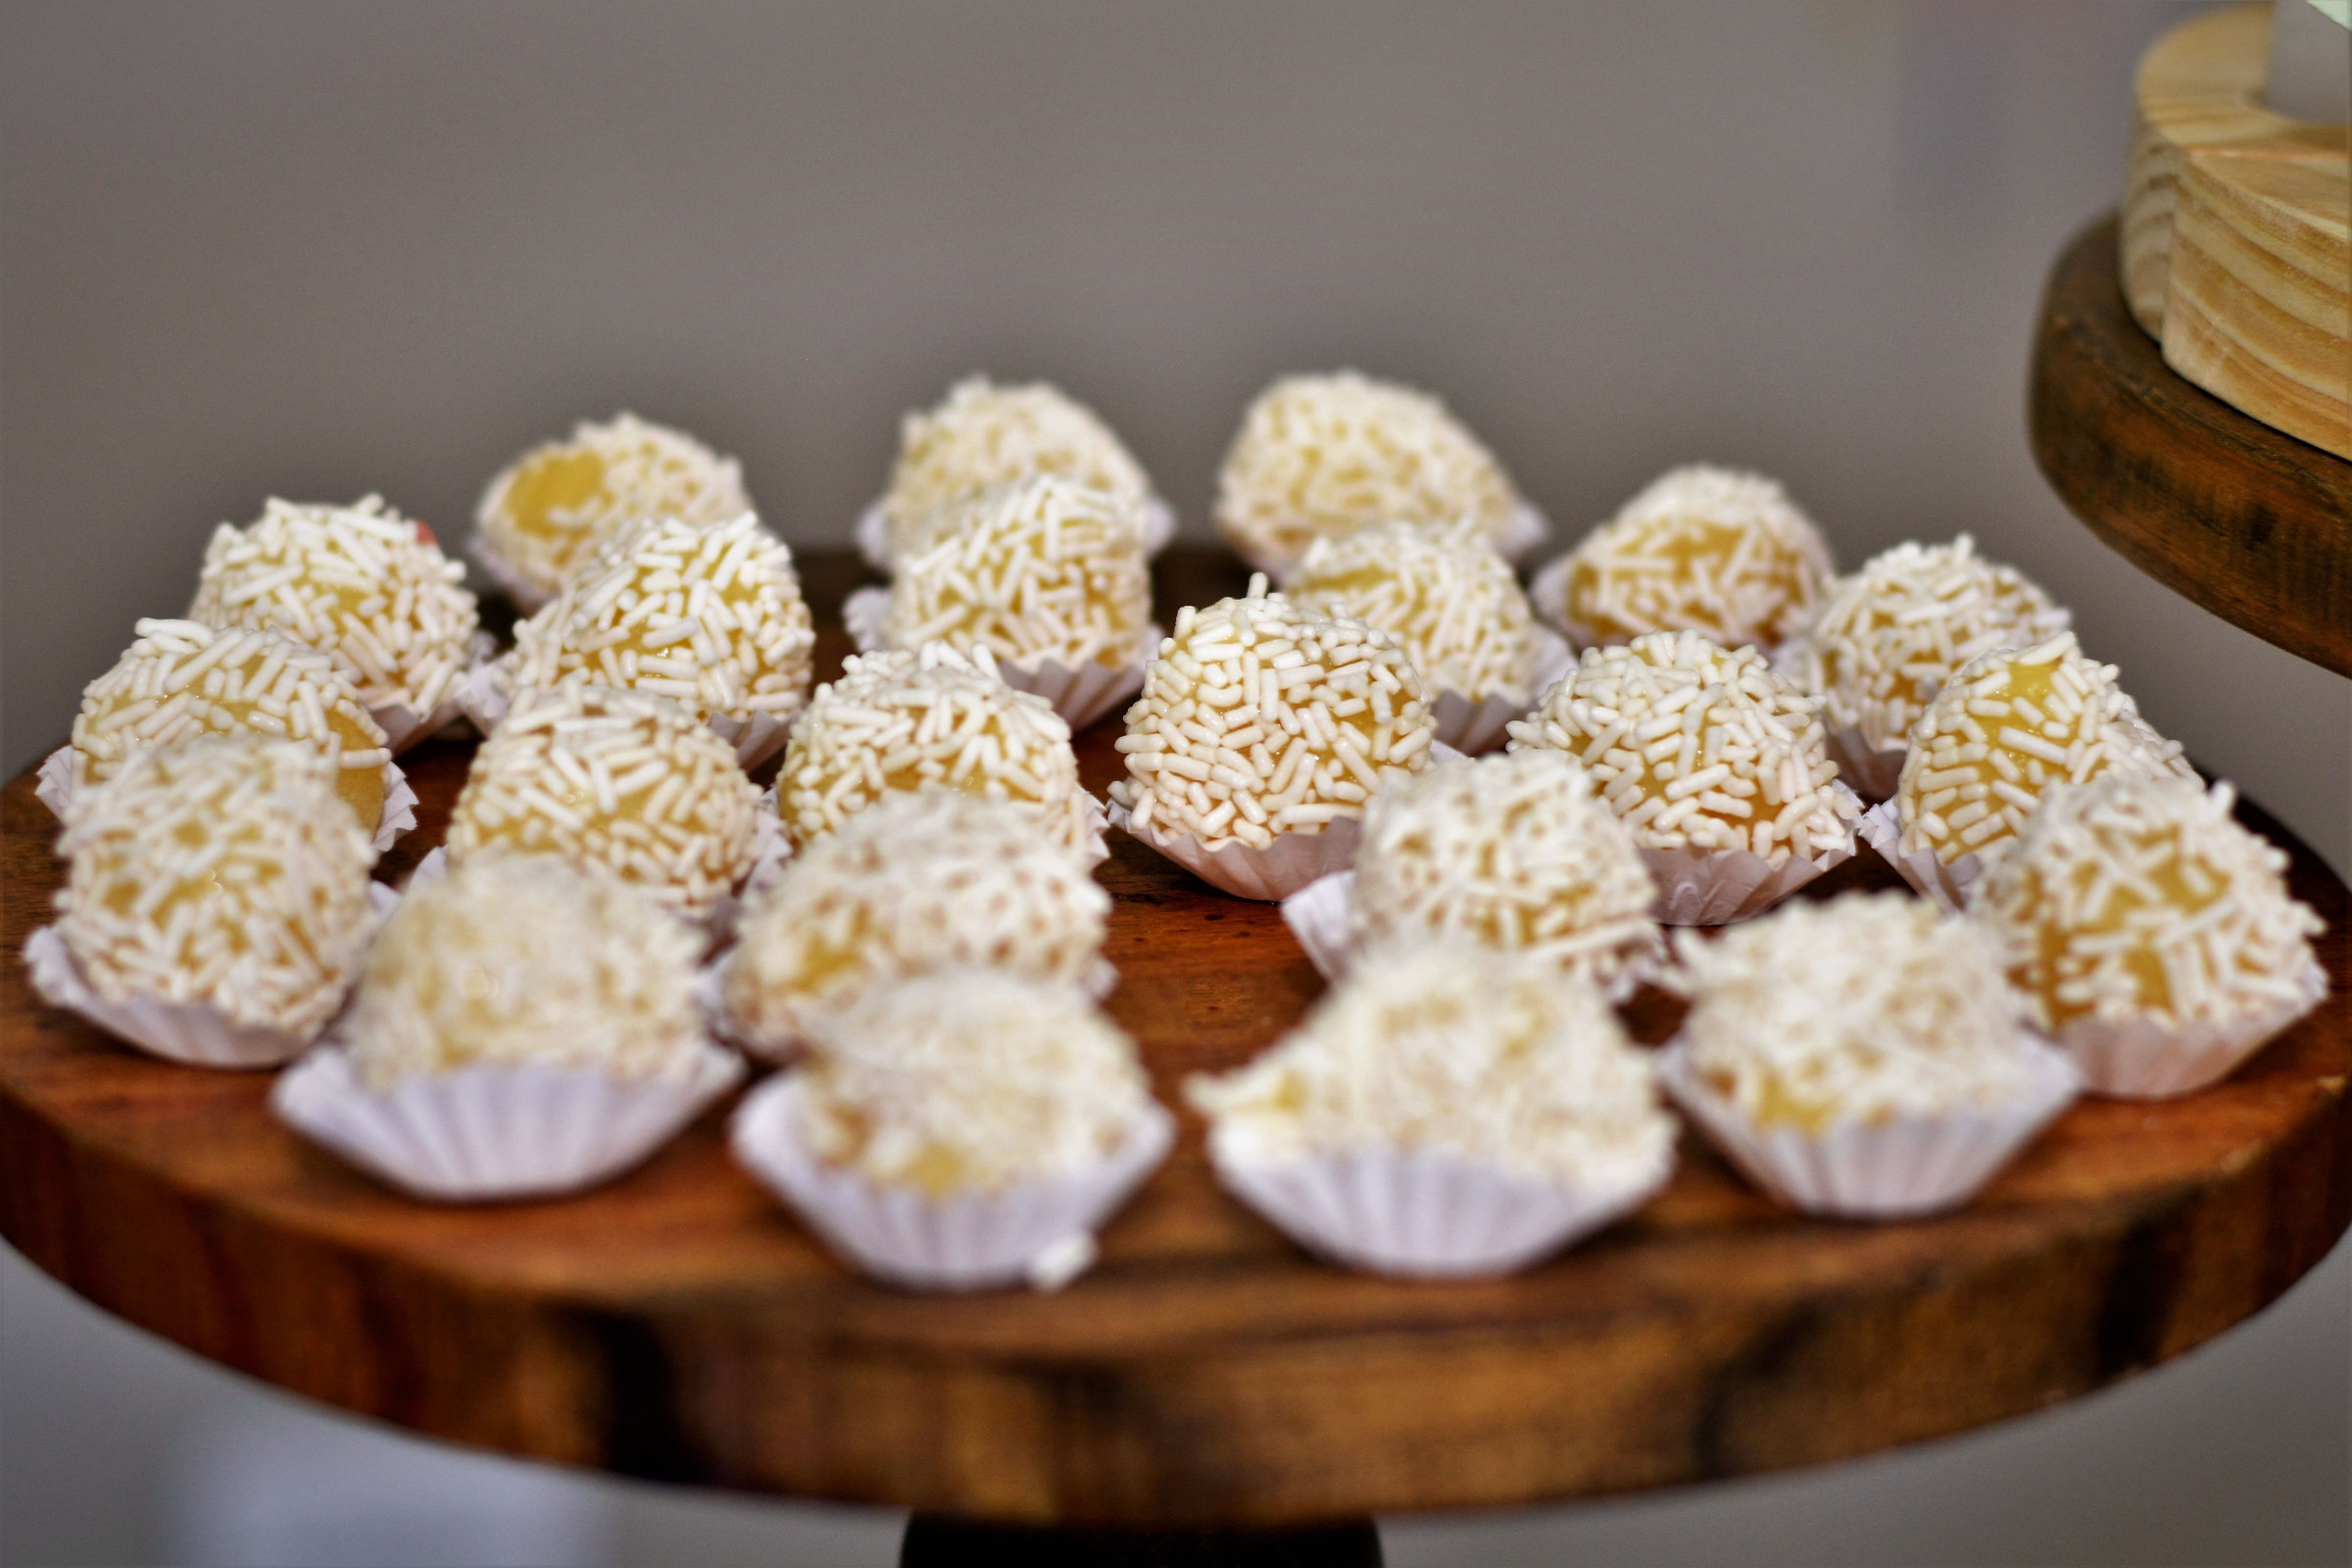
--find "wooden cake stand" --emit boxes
[4,551,2348,1566]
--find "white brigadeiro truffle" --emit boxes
[880,376,1153,561]
[776,643,1096,855]
[1895,631,2193,868]
[1348,751,1661,992]
[1213,370,1525,571]
[1110,577,1437,850]
[1286,519,1541,703]
[1539,465,1833,652]
[473,413,754,602]
[1784,535,2072,757]
[1506,630,1856,865]
[1675,892,2038,1129]
[447,683,760,917]
[501,513,816,750]
[1186,943,1674,1186]
[55,738,377,1038]
[187,495,479,729]
[881,475,1153,671]
[796,970,1153,1195]
[1975,775,2323,1034]
[342,855,706,1090]
[724,790,1111,1055]
[68,619,393,836]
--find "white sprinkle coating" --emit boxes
[188,495,479,720]
[1541,465,1833,651]
[55,738,377,1037]
[1213,371,1523,571]
[1348,752,1662,993]
[1974,775,2324,1033]
[1287,519,1541,702]
[777,643,1096,854]
[1895,631,2193,868]
[69,618,393,836]
[880,376,1152,561]
[342,856,706,1090]
[447,683,760,917]
[1108,577,1437,851]
[725,791,1111,1054]
[1673,892,2039,1128]
[1186,943,1674,1186]
[1505,630,1857,865]
[881,475,1152,671]
[473,413,754,600]
[1784,535,2073,755]
[796,970,1153,1195]
[502,513,815,735]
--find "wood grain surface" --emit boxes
[3,549,2348,1527]
[2121,4,2350,461]
[2032,215,2352,679]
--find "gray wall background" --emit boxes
[3,2,2346,1564]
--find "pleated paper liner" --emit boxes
[38,745,418,858]
[465,527,563,615]
[2051,957,2329,1098]
[1641,784,1862,926]
[841,585,1152,732]
[1655,1037,2081,1219]
[1431,627,1575,757]
[273,1043,743,1202]
[1108,799,1362,902]
[855,495,1178,575]
[1203,1123,1674,1279]
[1278,869,1658,1002]
[1856,798,1984,913]
[730,1074,1174,1292]
[1822,726,1906,806]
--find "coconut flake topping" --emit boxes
[881,377,1152,560]
[1214,371,1523,571]
[1287,519,1541,702]
[797,970,1152,1195]
[1506,630,1856,864]
[1187,943,1673,1185]
[188,495,478,722]
[55,738,377,1037]
[1110,577,1436,850]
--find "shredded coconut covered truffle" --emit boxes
[881,475,1153,670]
[1540,466,1832,652]
[725,790,1111,1054]
[473,413,754,601]
[1287,519,1541,702]
[1675,892,2038,1129]
[1784,535,2072,756]
[1110,577,1436,849]
[1349,752,1661,990]
[447,683,760,916]
[1506,630,1856,864]
[187,495,478,727]
[880,377,1152,560]
[1214,371,1524,571]
[54,738,377,1037]
[1896,632,2192,868]
[1975,776,2323,1033]
[69,619,392,834]
[796,970,1153,1195]
[1187,944,1673,1185]
[777,643,1097,855]
[342,856,706,1089]
[501,513,815,751]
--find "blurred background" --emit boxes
[3,2,2346,1564]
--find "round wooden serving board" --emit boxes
[3,551,2348,1528]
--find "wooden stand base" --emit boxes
[901,1514,1381,1566]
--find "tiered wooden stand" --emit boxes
[4,551,2348,1565]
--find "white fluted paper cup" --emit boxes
[1641,787,1861,927]
[1108,797,1361,902]
[843,586,1152,732]
[465,529,560,614]
[856,495,1176,574]
[1204,1123,1672,1278]
[38,744,416,857]
[1857,799,1983,913]
[273,1044,743,1202]
[1823,727,1905,806]
[1655,1038,2080,1219]
[730,1074,1174,1291]
[1277,870,1654,1001]
[1431,628,1575,757]
[367,630,499,754]
[2050,958,2328,1098]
